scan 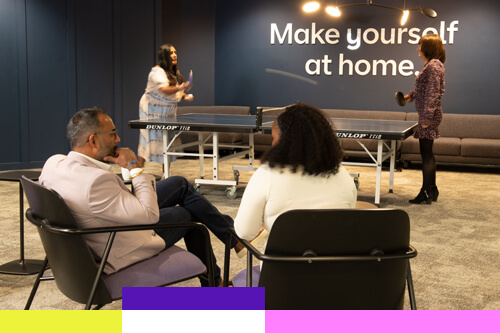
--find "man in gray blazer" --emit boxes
[39,107,239,287]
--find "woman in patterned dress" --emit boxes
[404,34,446,204]
[137,44,193,167]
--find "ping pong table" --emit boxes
[129,113,265,199]
[261,117,417,205]
[128,112,417,205]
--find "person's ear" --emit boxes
[88,134,97,148]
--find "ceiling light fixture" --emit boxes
[303,1,321,13]
[326,6,342,17]
[401,10,409,25]
[302,0,437,26]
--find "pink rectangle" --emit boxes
[266,310,499,333]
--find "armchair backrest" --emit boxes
[21,176,112,305]
[259,208,412,310]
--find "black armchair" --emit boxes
[224,208,417,310]
[21,176,214,310]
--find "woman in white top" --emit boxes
[235,103,357,241]
[137,44,194,166]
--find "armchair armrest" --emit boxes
[223,227,266,287]
[26,208,215,287]
[223,226,417,288]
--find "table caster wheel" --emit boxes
[354,177,360,189]
[195,184,201,193]
[226,187,237,200]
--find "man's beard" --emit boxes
[96,145,117,162]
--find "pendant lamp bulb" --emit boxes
[401,10,409,25]
[303,1,320,13]
[326,6,341,17]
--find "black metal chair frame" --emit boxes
[223,210,418,310]
[22,177,215,310]
[0,170,45,275]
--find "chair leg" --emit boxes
[206,251,215,287]
[199,225,215,287]
[223,231,232,287]
[86,232,116,310]
[24,257,49,310]
[246,252,253,287]
[406,262,417,310]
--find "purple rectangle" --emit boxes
[122,287,265,310]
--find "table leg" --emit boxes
[375,140,383,205]
[163,130,171,179]
[389,140,396,193]
[212,132,219,181]
[248,132,255,169]
[198,132,204,179]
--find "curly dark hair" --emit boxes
[158,44,185,86]
[261,103,343,176]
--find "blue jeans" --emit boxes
[153,176,237,286]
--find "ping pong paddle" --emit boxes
[395,91,406,106]
[187,70,193,88]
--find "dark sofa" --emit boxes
[178,106,500,167]
[401,113,500,167]
[243,108,408,158]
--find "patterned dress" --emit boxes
[408,59,445,140]
[137,67,184,163]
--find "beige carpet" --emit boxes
[1,157,499,310]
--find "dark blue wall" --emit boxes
[0,0,162,170]
[162,0,216,106]
[1,0,499,170]
[214,0,500,114]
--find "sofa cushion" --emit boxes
[444,114,500,139]
[252,110,500,167]
[462,138,500,158]
[400,154,500,166]
[177,106,251,116]
[406,113,500,140]
[400,137,419,154]
[323,109,407,121]
[401,137,461,156]
[253,133,272,146]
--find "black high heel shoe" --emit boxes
[409,189,432,204]
[428,186,439,202]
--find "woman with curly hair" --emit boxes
[404,34,446,204]
[234,103,357,242]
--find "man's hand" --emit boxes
[103,148,139,169]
